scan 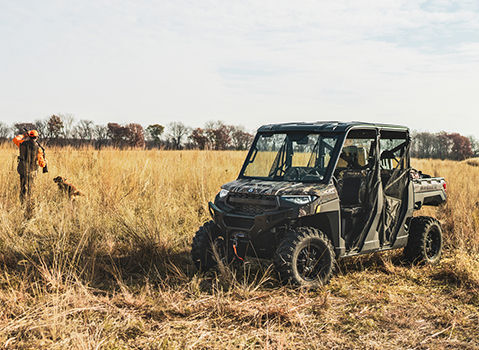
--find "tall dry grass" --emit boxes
[0,145,477,349]
[412,159,479,253]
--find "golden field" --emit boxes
[0,146,478,349]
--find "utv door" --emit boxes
[379,130,412,247]
[335,128,382,252]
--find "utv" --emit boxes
[192,121,447,287]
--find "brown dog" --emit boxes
[53,176,83,199]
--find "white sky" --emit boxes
[1,0,478,135]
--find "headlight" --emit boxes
[280,195,317,205]
[218,189,229,199]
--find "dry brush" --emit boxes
[0,146,477,349]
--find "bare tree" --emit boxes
[231,126,254,150]
[468,135,479,156]
[59,113,75,139]
[168,122,190,149]
[74,120,95,142]
[189,127,209,149]
[34,119,48,137]
[0,122,11,140]
[94,124,108,149]
[203,121,234,150]
[14,122,36,135]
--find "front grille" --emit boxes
[234,204,267,215]
[227,192,277,215]
[224,216,255,230]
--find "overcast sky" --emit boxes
[1,0,478,135]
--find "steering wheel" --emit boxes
[306,168,323,177]
[300,167,325,182]
[284,167,300,181]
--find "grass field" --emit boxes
[0,146,478,349]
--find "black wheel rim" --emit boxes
[296,242,330,281]
[425,227,441,260]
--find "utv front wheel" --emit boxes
[191,221,227,271]
[274,227,335,287]
[404,216,443,264]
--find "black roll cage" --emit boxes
[239,126,410,185]
[238,131,346,184]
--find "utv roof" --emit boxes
[257,121,409,133]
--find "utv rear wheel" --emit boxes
[274,227,335,287]
[404,216,443,264]
[191,221,227,271]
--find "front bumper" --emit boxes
[208,201,296,239]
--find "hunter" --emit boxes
[13,130,47,203]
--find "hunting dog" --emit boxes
[53,176,83,199]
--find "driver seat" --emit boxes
[337,169,368,245]
[337,170,367,208]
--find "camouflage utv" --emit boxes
[192,122,447,287]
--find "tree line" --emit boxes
[411,131,478,161]
[1,115,478,159]
[0,115,254,150]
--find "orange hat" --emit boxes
[28,130,39,138]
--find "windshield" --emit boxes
[241,132,340,182]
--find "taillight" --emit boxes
[443,182,447,191]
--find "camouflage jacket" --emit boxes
[17,140,39,174]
